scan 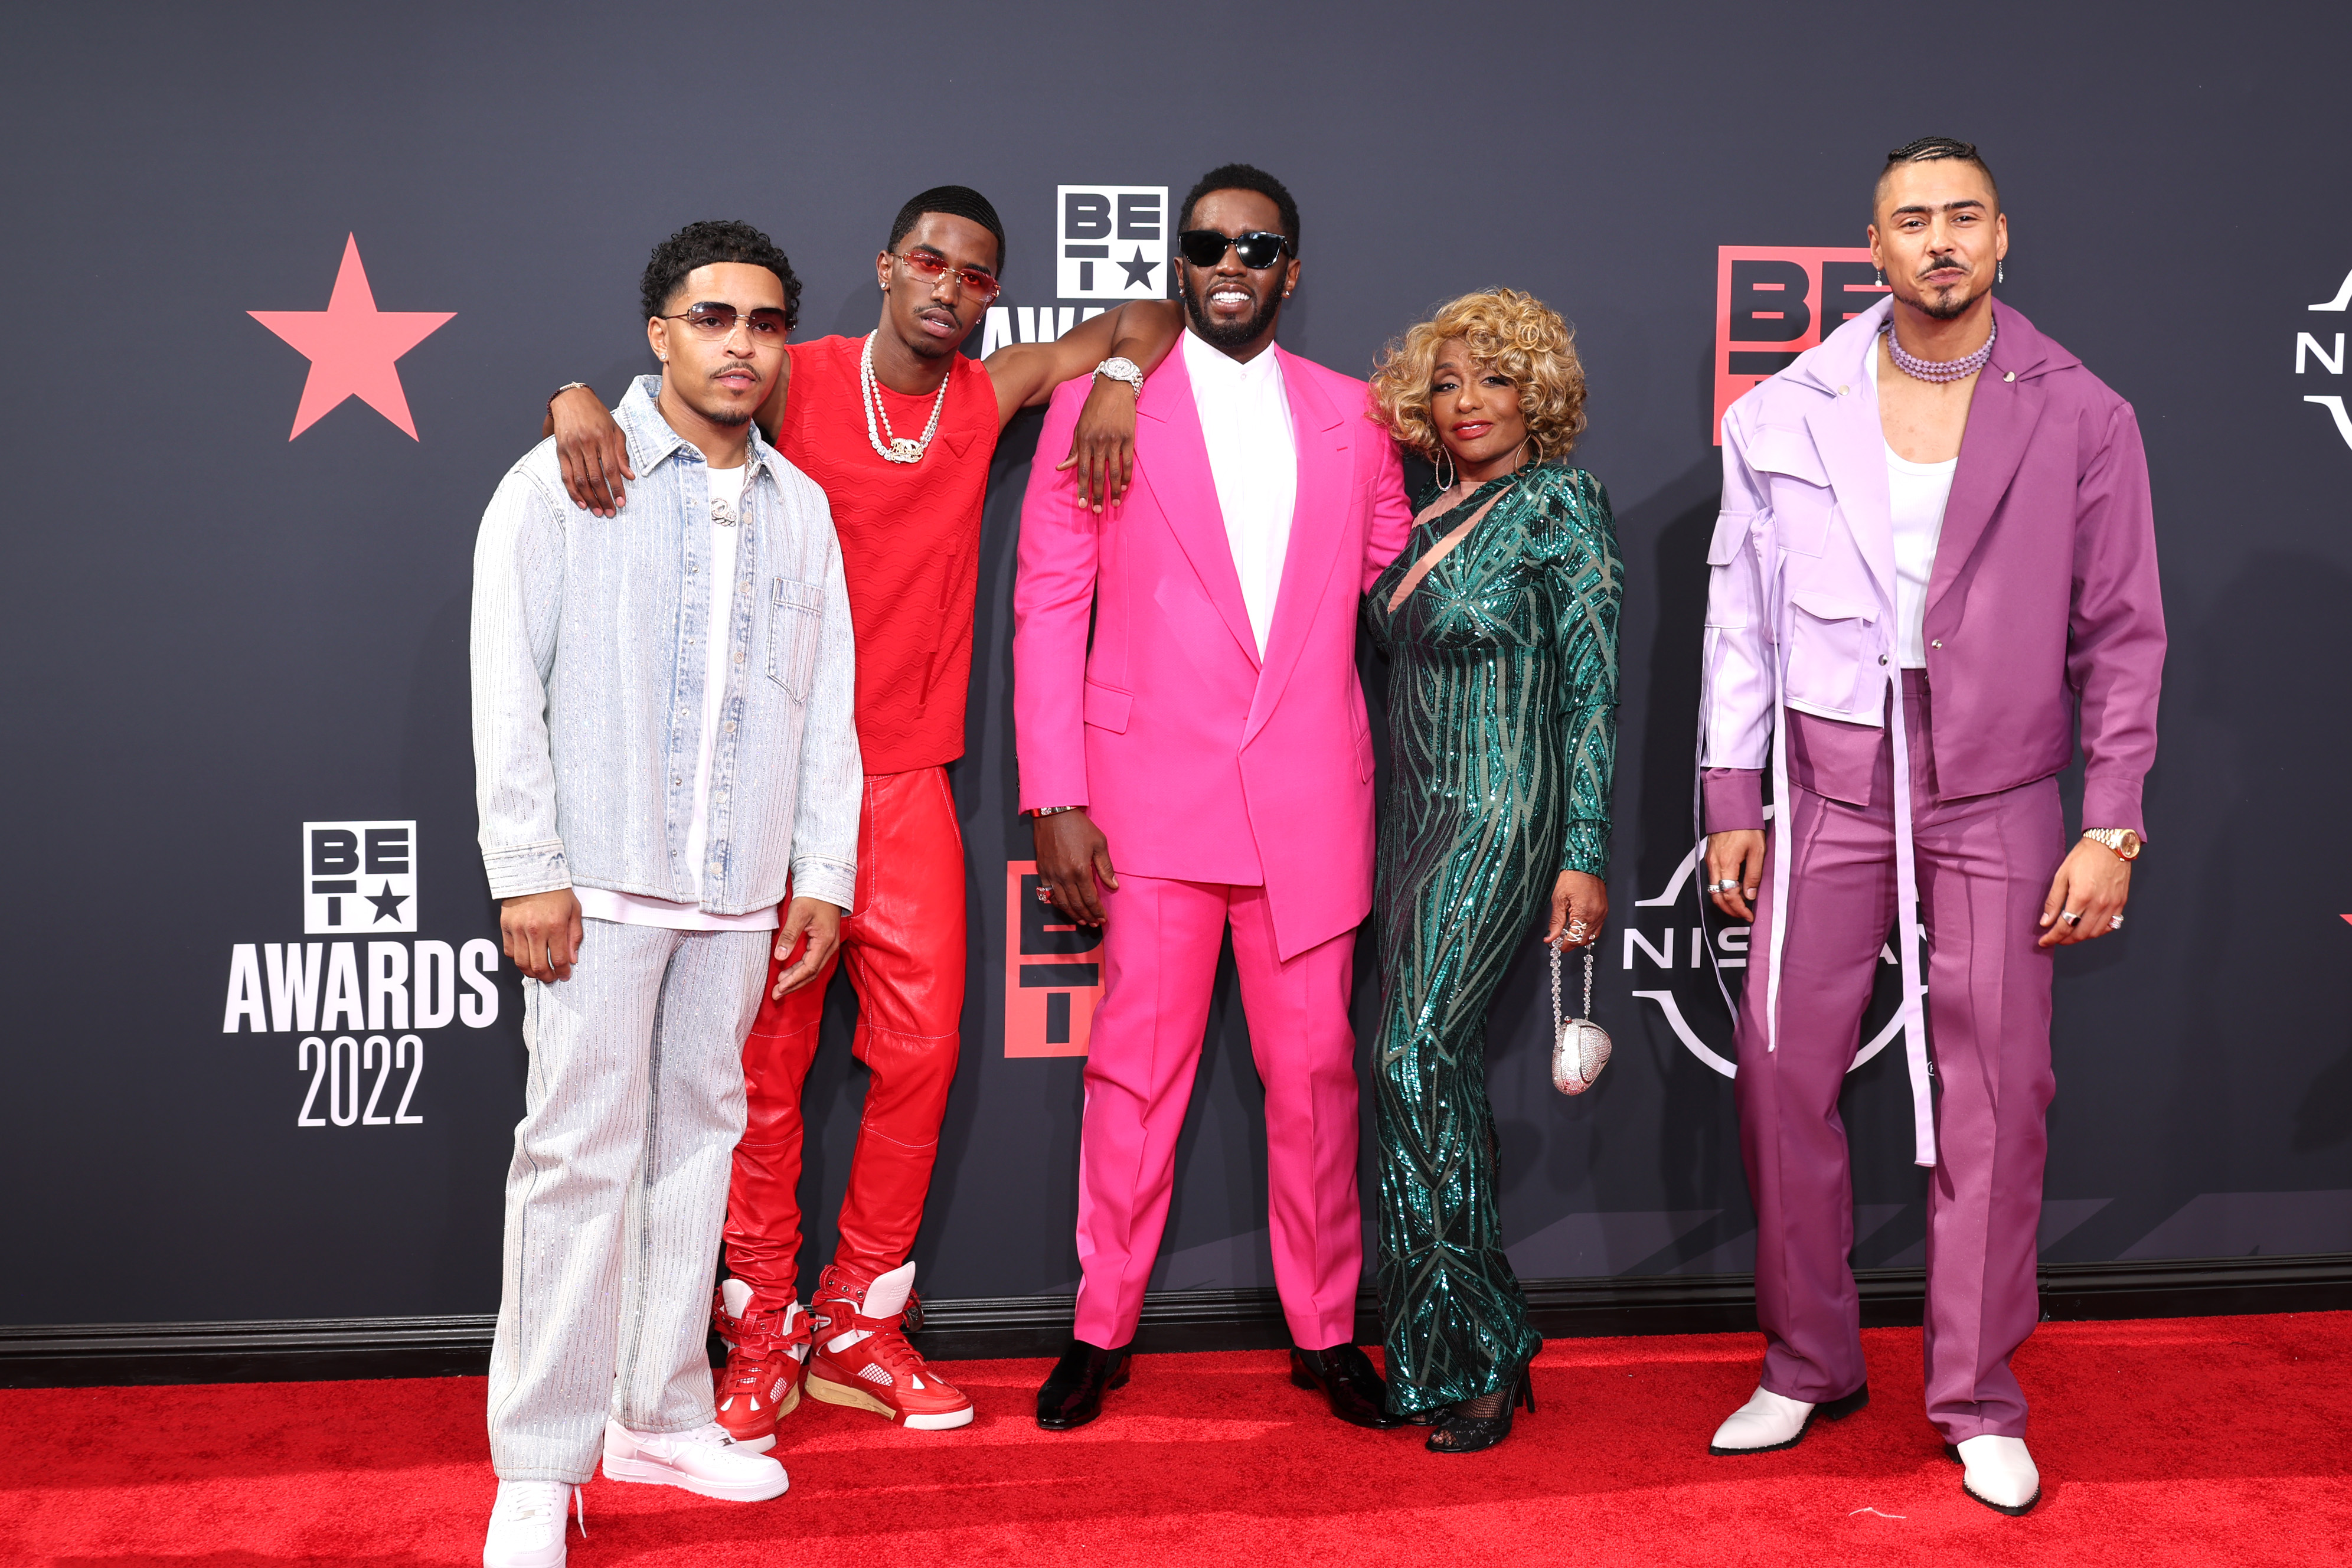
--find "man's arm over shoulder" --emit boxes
[2069,396,2165,837]
[1699,403,1776,830]
[1012,379,1102,812]
[789,496,862,913]
[471,459,571,897]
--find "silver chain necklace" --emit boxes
[860,330,949,463]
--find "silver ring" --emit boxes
[2062,910,2082,925]
[2108,914,2124,929]
[1035,884,1055,899]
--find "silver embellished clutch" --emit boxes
[1551,942,1612,1096]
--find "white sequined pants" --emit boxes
[487,917,770,1482]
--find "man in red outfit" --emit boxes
[547,188,1180,1442]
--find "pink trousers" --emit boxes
[1737,672,2062,1441]
[1072,873,1363,1351]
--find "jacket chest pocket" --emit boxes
[1749,425,1836,557]
[766,578,821,701]
[1784,589,1877,716]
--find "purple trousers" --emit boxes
[1736,672,2060,1441]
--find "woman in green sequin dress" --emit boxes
[1363,289,1622,1452]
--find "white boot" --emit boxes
[603,1419,788,1501]
[482,1480,582,1568]
[1952,1434,2041,1515]
[1708,1381,1868,1455]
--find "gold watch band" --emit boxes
[2083,828,2141,860]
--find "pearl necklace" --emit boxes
[1882,316,1997,383]
[860,330,949,463]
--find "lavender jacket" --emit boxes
[1700,296,2164,836]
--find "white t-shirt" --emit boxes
[573,458,779,932]
[1866,341,1958,669]
[1184,329,1297,655]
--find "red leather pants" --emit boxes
[723,766,966,1299]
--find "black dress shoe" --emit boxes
[1036,1338,1131,1430]
[1290,1343,1404,1429]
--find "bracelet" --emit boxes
[548,381,590,413]
[1030,805,1082,818]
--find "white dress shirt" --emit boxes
[573,459,779,932]
[1184,328,1297,655]
[1866,341,1958,669]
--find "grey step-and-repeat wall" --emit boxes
[4,2,2347,1329]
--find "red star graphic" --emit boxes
[250,235,454,440]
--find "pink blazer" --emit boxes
[1013,342,1412,960]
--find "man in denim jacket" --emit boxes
[470,221,859,1567]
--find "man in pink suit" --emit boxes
[1698,139,2164,1515]
[1013,165,1413,1431]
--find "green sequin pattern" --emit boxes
[1362,460,1622,1413]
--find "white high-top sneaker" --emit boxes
[482,1479,581,1568]
[602,1419,788,1501]
[1951,1434,2041,1515]
[1708,1382,1870,1454]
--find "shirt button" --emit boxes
[734,651,746,664]
[1878,654,1889,665]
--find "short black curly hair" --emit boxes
[1178,163,1299,247]
[639,220,802,329]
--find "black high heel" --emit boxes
[1425,1366,1534,1455]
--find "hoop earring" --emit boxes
[1433,445,1456,492]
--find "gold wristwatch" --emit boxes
[2082,828,2142,861]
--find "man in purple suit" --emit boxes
[1697,138,2164,1516]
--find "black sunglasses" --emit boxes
[1176,228,1292,270]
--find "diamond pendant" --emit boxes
[885,437,923,463]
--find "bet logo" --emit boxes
[1057,185,1167,300]
[1711,246,1886,440]
[305,819,416,934]
[1003,861,1103,1059]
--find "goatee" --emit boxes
[1182,273,1278,351]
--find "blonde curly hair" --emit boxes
[1368,288,1587,462]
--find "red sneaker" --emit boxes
[805,1261,974,1430]
[711,1279,811,1453]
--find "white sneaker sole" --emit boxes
[482,1539,566,1568]
[602,1452,788,1501]
[805,1372,975,1429]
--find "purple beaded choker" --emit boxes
[1882,317,1996,383]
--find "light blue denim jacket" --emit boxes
[470,375,861,914]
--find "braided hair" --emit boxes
[1877,136,1998,211]
[887,186,1007,274]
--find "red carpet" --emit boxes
[3,1314,2349,1567]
